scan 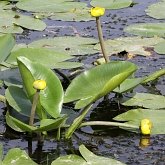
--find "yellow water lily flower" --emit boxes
[33,80,46,90]
[140,119,152,135]
[90,7,105,17]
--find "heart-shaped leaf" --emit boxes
[17,56,64,118]
[64,61,137,108]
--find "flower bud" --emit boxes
[140,119,152,135]
[90,7,105,17]
[33,80,46,90]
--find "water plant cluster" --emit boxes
[0,0,165,164]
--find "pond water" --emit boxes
[0,0,165,164]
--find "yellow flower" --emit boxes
[140,119,152,135]
[33,80,46,90]
[90,7,105,17]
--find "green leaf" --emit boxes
[124,23,165,37]
[145,1,165,19]
[6,47,73,68]
[79,145,126,165]
[54,61,83,69]
[154,41,165,54]
[142,68,165,84]
[52,144,126,165]
[49,7,94,21]
[90,0,132,9]
[5,86,32,117]
[114,109,165,134]
[6,111,36,132]
[51,155,86,165]
[17,56,64,118]
[36,116,67,132]
[113,78,144,93]
[121,93,165,109]
[94,36,164,56]
[3,148,37,165]
[0,34,15,63]
[64,61,137,109]
[0,10,46,33]
[29,36,98,56]
[16,0,87,13]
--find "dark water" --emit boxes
[0,0,165,164]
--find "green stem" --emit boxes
[79,121,139,129]
[65,104,93,139]
[29,90,40,126]
[96,17,109,63]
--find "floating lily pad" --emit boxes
[6,47,73,67]
[154,41,165,55]
[114,109,165,134]
[124,23,165,37]
[0,10,46,33]
[49,7,94,22]
[3,147,37,164]
[52,145,126,165]
[94,36,164,56]
[145,1,165,19]
[90,0,132,9]
[121,93,165,109]
[16,0,87,13]
[29,36,98,56]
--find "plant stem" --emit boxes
[96,17,109,63]
[29,90,40,126]
[79,121,139,129]
[65,104,93,139]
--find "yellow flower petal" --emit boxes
[90,7,105,17]
[33,80,46,90]
[140,119,152,135]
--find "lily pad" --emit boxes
[145,1,165,19]
[121,93,165,109]
[114,109,165,134]
[3,147,37,165]
[29,36,98,56]
[124,23,165,37]
[0,10,46,33]
[49,7,94,22]
[6,47,74,68]
[16,0,87,13]
[94,36,164,56]
[52,144,126,165]
[154,41,165,54]
[90,0,132,9]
